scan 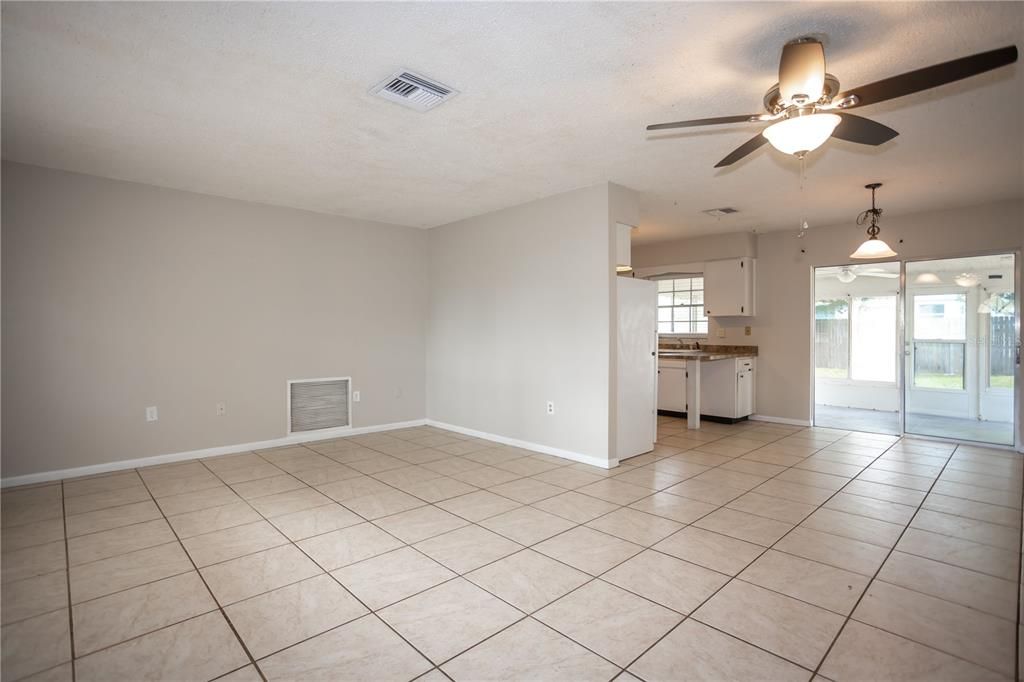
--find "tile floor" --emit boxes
[2,417,1022,681]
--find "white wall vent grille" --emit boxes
[288,377,351,433]
[370,70,458,111]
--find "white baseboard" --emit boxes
[1,419,428,489]
[749,414,813,427]
[425,419,616,469]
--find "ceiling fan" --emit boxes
[647,40,1018,167]
[836,265,899,283]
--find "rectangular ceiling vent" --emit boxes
[288,377,351,434]
[370,70,458,112]
[702,207,739,217]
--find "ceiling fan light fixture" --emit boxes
[954,273,979,288]
[914,272,942,284]
[836,268,857,283]
[762,113,841,156]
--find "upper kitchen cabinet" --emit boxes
[703,257,755,317]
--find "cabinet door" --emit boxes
[657,366,687,412]
[704,258,753,316]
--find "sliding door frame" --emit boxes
[811,248,1022,452]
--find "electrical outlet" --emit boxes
[353,391,361,402]
[145,406,158,422]
[546,401,555,415]
[716,328,726,338]
[745,326,752,336]
[215,402,226,416]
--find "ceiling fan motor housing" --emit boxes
[778,38,827,105]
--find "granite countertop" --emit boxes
[657,344,757,362]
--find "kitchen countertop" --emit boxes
[657,344,757,362]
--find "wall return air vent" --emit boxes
[370,70,458,111]
[288,377,351,434]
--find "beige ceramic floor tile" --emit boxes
[2,541,68,585]
[63,486,152,516]
[230,474,305,500]
[531,491,619,524]
[693,507,793,547]
[877,550,1018,620]
[694,579,844,670]
[533,526,642,576]
[801,508,905,548]
[74,611,248,682]
[297,522,404,571]
[824,492,916,525]
[72,571,216,655]
[156,486,242,516]
[465,549,589,613]
[726,491,817,524]
[2,518,66,554]
[653,526,763,576]
[247,487,332,518]
[414,524,523,573]
[182,520,288,567]
[257,614,431,681]
[739,549,870,615]
[441,617,618,681]
[479,507,577,546]
[374,505,469,544]
[575,479,655,506]
[65,501,162,538]
[69,542,193,603]
[585,508,683,546]
[921,493,1020,528]
[774,526,888,576]
[662,479,747,506]
[821,620,1005,682]
[627,492,717,524]
[68,519,176,566]
[343,489,427,520]
[853,580,1015,676]
[896,528,1018,581]
[316,475,393,502]
[488,478,565,504]
[63,472,143,498]
[535,580,680,667]
[379,578,523,664]
[225,573,367,658]
[400,476,479,503]
[603,549,729,614]
[2,570,68,625]
[200,544,322,605]
[435,490,521,522]
[629,618,810,682]
[333,546,456,610]
[911,509,1019,552]
[165,501,262,539]
[0,608,71,681]
[268,503,363,541]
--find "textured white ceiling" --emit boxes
[3,2,1022,243]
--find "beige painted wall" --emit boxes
[633,199,1024,444]
[426,184,615,463]
[2,162,429,477]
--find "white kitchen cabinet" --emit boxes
[700,357,755,419]
[703,257,755,317]
[657,363,687,413]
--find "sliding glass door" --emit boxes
[904,254,1017,445]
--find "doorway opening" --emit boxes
[814,262,901,435]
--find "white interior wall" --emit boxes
[425,183,617,466]
[2,162,430,479]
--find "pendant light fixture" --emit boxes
[850,182,897,259]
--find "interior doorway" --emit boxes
[814,262,901,435]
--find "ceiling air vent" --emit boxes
[702,207,739,217]
[370,70,458,112]
[288,377,351,434]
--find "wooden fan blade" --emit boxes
[647,114,759,131]
[714,134,769,168]
[837,45,1018,109]
[832,113,899,146]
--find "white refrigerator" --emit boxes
[616,277,658,460]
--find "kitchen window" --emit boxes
[657,276,708,335]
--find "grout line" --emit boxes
[132,475,269,682]
[59,481,77,682]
